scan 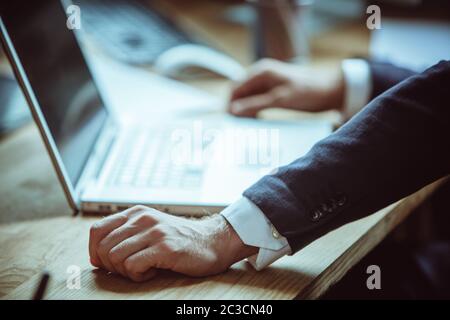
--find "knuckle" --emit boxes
[115,213,129,223]
[272,86,289,102]
[149,226,166,239]
[124,258,137,274]
[259,68,275,78]
[108,249,120,265]
[126,205,147,216]
[135,213,155,225]
[132,205,148,211]
[97,244,108,258]
[98,236,109,249]
[258,58,276,67]
[255,59,277,71]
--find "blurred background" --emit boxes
[2,0,450,134]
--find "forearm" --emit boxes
[244,61,450,253]
[369,60,418,99]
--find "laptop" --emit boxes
[0,1,332,215]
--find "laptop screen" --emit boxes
[1,1,107,186]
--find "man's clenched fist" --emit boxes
[89,206,257,282]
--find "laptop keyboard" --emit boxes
[73,0,194,64]
[107,127,208,189]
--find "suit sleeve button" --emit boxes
[336,194,347,206]
[321,203,333,213]
[310,209,323,221]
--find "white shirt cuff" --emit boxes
[341,58,372,120]
[220,197,292,271]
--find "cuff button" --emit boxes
[271,225,280,239]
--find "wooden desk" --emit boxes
[0,0,445,299]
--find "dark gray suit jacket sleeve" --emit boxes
[369,61,417,99]
[243,60,450,253]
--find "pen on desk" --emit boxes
[32,272,50,300]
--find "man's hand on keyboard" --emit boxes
[229,58,344,117]
[89,206,257,282]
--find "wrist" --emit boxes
[209,215,258,267]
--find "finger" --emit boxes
[96,220,148,275]
[88,206,146,268]
[229,92,278,117]
[123,245,167,281]
[89,214,128,268]
[128,268,158,283]
[107,230,154,276]
[230,69,284,102]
